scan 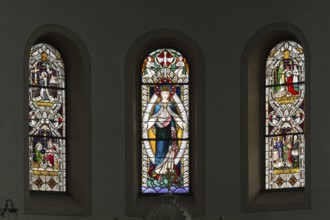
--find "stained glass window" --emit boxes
[265,41,305,189]
[141,48,190,193]
[29,43,66,192]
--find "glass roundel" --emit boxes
[265,41,305,189]
[141,48,190,193]
[29,43,66,192]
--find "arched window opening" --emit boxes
[29,43,66,192]
[265,41,305,189]
[141,48,190,194]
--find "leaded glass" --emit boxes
[141,48,190,193]
[265,41,305,189]
[29,43,66,192]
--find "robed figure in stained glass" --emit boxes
[141,48,190,193]
[142,56,156,78]
[143,85,188,181]
[31,51,60,102]
[273,46,301,96]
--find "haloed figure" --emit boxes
[143,85,188,182]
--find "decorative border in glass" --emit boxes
[141,48,190,193]
[265,41,305,189]
[29,43,66,192]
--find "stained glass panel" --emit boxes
[29,43,66,192]
[141,48,190,194]
[141,49,189,84]
[265,41,305,189]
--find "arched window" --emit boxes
[265,41,305,189]
[126,30,204,216]
[242,24,310,212]
[141,48,190,194]
[29,43,66,192]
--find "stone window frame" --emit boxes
[125,29,205,217]
[241,22,311,212]
[24,24,92,216]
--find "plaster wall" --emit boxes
[0,0,327,219]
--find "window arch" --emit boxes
[265,41,305,189]
[140,48,190,194]
[241,23,310,212]
[125,29,205,216]
[29,43,66,192]
[24,25,91,216]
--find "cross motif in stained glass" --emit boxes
[288,175,298,186]
[276,176,285,187]
[34,177,44,188]
[47,178,57,189]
